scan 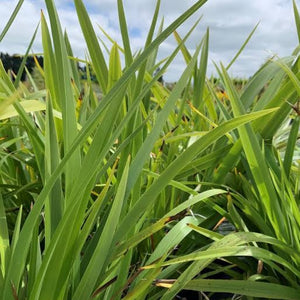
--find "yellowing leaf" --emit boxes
[0,100,46,120]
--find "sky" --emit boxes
[0,0,298,82]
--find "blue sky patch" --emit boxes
[129,27,142,38]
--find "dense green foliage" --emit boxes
[0,0,300,299]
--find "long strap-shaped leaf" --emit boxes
[145,245,300,277]
[72,158,130,300]
[117,0,133,67]
[74,0,108,94]
[0,193,10,279]
[44,0,81,202]
[182,279,300,300]
[293,0,300,44]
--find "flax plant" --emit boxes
[1,0,300,300]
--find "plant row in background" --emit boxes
[0,0,300,299]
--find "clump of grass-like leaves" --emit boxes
[0,0,300,299]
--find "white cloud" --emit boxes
[198,0,298,77]
[0,0,298,81]
[0,1,43,53]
